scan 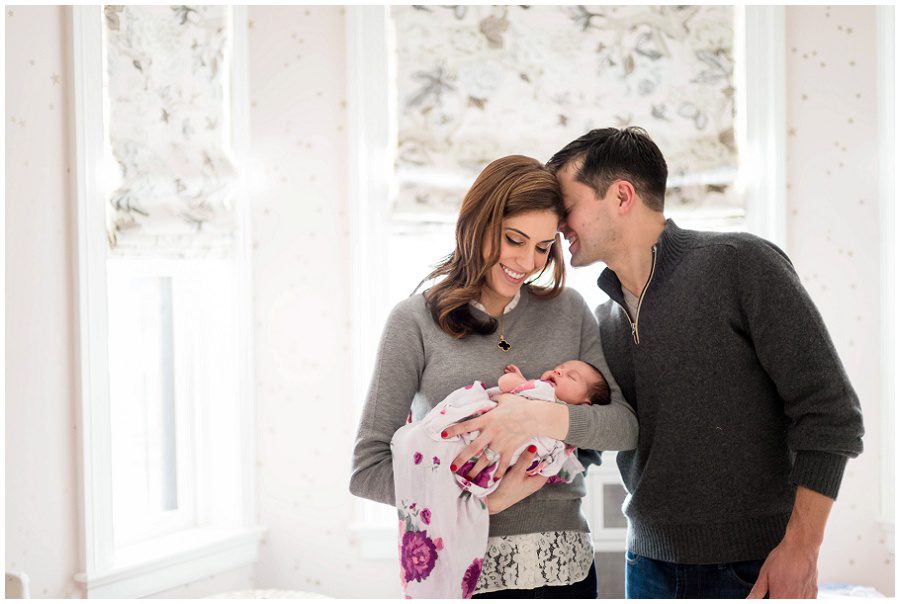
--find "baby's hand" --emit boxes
[498,367,527,393]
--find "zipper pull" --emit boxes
[631,322,639,345]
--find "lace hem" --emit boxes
[473,530,594,594]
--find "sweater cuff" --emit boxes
[789,450,848,500]
[564,403,593,448]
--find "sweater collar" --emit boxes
[468,286,530,322]
[596,218,692,302]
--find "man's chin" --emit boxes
[569,254,594,268]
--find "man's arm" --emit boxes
[734,237,862,598]
[747,486,833,599]
[735,237,864,495]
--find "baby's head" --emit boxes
[541,360,611,406]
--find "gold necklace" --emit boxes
[497,312,511,352]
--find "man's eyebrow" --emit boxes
[506,227,556,244]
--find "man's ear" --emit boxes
[614,180,638,214]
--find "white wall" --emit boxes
[244,5,401,598]
[784,6,893,595]
[5,4,893,599]
[5,6,83,598]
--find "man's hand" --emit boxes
[746,536,818,598]
[747,486,831,599]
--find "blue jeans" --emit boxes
[625,550,767,599]
[472,561,597,599]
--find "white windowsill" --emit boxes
[74,525,267,598]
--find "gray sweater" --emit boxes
[596,219,865,564]
[350,287,638,537]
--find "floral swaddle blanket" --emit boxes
[390,379,585,599]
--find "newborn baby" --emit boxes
[499,360,610,405]
[390,359,610,599]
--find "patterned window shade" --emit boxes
[102,5,238,257]
[391,5,740,223]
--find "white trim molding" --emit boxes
[71,3,116,576]
[346,5,398,553]
[70,6,264,596]
[73,526,265,598]
[736,6,787,246]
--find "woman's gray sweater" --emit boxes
[349,287,638,537]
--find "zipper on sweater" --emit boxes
[629,245,658,346]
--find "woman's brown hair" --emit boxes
[421,155,566,339]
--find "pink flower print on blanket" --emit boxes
[461,558,484,598]
[400,530,438,583]
[398,500,442,585]
[546,468,573,484]
[456,459,496,488]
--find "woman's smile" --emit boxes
[500,263,526,283]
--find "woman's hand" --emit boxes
[485,445,548,514]
[444,393,543,480]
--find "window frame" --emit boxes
[346,5,787,559]
[70,6,264,596]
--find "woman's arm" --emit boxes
[444,295,637,478]
[348,300,426,506]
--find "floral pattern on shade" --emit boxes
[103,5,238,256]
[391,5,741,222]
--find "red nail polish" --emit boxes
[528,445,537,453]
[450,464,457,472]
[441,430,448,438]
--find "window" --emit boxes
[348,5,785,558]
[72,6,262,596]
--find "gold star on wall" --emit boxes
[50,73,61,85]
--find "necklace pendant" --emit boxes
[498,338,511,352]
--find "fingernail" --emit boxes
[450,464,457,472]
[441,430,448,438]
[528,445,537,453]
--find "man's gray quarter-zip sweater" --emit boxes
[595,219,864,564]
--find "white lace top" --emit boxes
[473,530,594,594]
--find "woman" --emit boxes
[349,155,637,598]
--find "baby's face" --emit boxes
[541,360,600,405]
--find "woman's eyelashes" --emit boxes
[504,235,551,255]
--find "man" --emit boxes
[546,126,865,599]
